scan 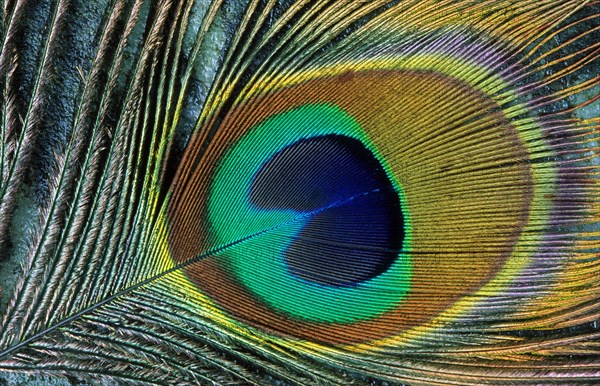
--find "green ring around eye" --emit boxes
[207,103,412,324]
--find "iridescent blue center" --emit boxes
[249,134,404,287]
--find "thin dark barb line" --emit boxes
[0,187,382,360]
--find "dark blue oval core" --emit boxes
[249,135,404,287]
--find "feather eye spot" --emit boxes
[169,70,539,343]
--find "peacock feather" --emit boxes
[0,0,599,384]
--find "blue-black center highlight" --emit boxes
[249,135,404,287]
